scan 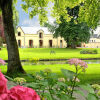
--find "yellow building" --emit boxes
[16,26,67,48]
[82,34,100,48]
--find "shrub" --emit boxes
[80,49,98,54]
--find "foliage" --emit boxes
[21,0,100,28]
[0,58,40,100]
[45,6,91,48]
[28,58,39,64]
[78,0,100,29]
[14,77,26,85]
[80,49,98,54]
[92,84,100,97]
[24,59,100,100]
[13,0,19,32]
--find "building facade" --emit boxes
[82,34,100,48]
[16,26,67,48]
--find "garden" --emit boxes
[1,48,100,99]
[0,0,100,99]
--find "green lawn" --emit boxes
[1,63,100,84]
[1,48,100,60]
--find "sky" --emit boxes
[16,0,100,34]
[16,0,55,27]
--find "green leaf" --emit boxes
[60,94,74,100]
[43,92,53,100]
[61,69,75,80]
[75,90,85,97]
[25,82,40,89]
[57,82,67,87]
[86,93,99,100]
[5,75,14,81]
[79,84,95,94]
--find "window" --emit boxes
[18,32,21,36]
[39,33,43,38]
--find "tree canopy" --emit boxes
[44,6,91,48]
[21,0,100,29]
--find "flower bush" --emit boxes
[0,59,40,100]
[26,59,100,100]
[14,77,26,85]
[0,58,100,100]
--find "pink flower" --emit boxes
[0,71,40,100]
[0,59,6,65]
[68,58,88,69]
[0,71,7,94]
[9,86,40,100]
[0,93,9,100]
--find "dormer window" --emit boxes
[18,32,21,36]
[39,33,43,38]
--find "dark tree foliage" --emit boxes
[54,18,90,48]
[45,6,91,48]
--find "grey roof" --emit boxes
[91,34,98,38]
[20,26,52,34]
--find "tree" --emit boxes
[55,19,90,48]
[22,0,100,29]
[0,0,25,75]
[45,6,91,48]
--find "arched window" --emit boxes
[39,33,43,38]
[18,32,21,36]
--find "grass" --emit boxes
[1,48,100,60]
[1,63,100,84]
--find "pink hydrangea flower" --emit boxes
[0,59,6,65]
[0,71,8,94]
[0,70,40,100]
[0,93,9,100]
[68,58,88,69]
[9,86,40,100]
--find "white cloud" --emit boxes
[48,16,56,24]
[21,18,40,27]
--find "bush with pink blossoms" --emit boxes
[0,70,40,100]
[68,58,88,72]
[0,58,40,100]
[0,58,99,100]
[0,59,6,65]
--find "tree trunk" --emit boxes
[66,39,71,48]
[70,43,76,49]
[0,0,25,75]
